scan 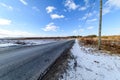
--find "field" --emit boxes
[78,35,120,54]
[0,38,61,48]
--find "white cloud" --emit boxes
[106,0,120,8]
[73,30,77,34]
[0,3,13,10]
[103,7,111,15]
[87,26,94,30]
[73,29,84,34]
[32,6,40,12]
[50,14,65,19]
[81,13,92,20]
[42,23,59,31]
[0,18,12,26]
[103,0,120,15]
[65,0,79,10]
[79,11,97,21]
[84,0,89,5]
[19,0,28,5]
[79,6,87,11]
[87,18,97,22]
[0,29,38,38]
[46,6,55,13]
[78,0,90,11]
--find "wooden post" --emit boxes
[98,0,102,50]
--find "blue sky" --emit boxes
[0,0,120,37]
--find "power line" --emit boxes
[81,0,96,27]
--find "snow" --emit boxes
[0,43,18,48]
[0,39,56,47]
[60,39,120,80]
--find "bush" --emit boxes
[85,35,97,38]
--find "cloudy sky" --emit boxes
[0,0,120,37]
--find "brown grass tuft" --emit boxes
[78,35,120,54]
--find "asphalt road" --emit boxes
[0,40,74,80]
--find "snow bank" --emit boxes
[61,40,120,80]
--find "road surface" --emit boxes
[0,40,74,80]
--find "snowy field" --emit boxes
[60,40,120,80]
[0,39,57,48]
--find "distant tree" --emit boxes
[77,35,82,38]
[85,35,97,38]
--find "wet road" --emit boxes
[0,40,74,80]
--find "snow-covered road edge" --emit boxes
[61,39,120,80]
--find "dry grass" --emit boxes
[79,35,120,54]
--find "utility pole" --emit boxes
[98,0,102,50]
